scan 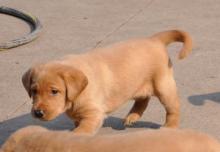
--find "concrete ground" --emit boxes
[0,0,220,145]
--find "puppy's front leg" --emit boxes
[73,111,104,135]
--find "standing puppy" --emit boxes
[22,30,192,134]
[1,126,220,152]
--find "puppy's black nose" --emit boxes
[34,109,44,118]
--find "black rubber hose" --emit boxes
[0,6,42,50]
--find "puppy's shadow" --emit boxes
[103,116,161,130]
[188,92,220,106]
[0,114,74,146]
[0,114,160,146]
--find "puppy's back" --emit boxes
[1,127,220,152]
[86,129,220,152]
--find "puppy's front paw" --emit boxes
[163,122,179,128]
[163,124,178,129]
[73,127,96,135]
[124,113,140,126]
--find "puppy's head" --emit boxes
[0,126,47,152]
[22,63,88,121]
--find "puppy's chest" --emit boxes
[66,109,82,121]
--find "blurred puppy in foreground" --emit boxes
[1,126,220,152]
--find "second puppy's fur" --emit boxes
[22,30,192,134]
[1,126,220,152]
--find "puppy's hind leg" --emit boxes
[155,75,180,128]
[124,97,150,126]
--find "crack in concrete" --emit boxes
[93,0,154,48]
[0,101,28,123]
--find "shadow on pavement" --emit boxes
[0,114,74,145]
[104,116,161,130]
[188,92,220,105]
[0,114,160,145]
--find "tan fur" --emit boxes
[1,126,220,152]
[22,30,192,133]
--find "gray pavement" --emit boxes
[0,0,220,145]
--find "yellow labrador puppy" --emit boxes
[1,126,219,152]
[22,30,192,134]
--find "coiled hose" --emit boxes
[0,6,42,51]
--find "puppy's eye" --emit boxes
[51,89,59,95]
[31,89,37,96]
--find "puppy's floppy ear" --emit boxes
[0,135,17,152]
[22,68,33,97]
[0,126,47,152]
[60,65,88,102]
[0,127,26,152]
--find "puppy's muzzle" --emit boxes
[33,109,44,118]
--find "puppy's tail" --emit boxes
[151,30,193,59]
